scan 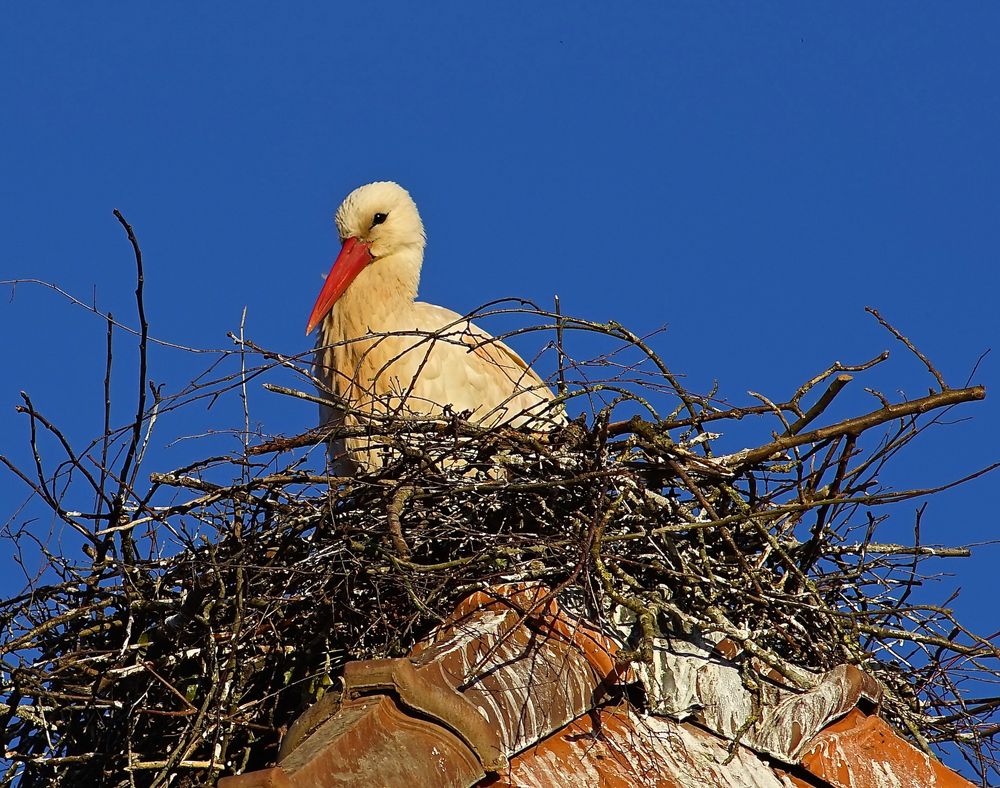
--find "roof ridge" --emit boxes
[220,584,976,788]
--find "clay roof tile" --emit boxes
[220,584,975,788]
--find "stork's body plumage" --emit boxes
[308,182,561,471]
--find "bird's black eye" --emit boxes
[371,212,388,227]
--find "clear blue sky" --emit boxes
[2,2,998,774]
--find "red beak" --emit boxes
[305,237,373,334]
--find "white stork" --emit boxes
[306,181,562,471]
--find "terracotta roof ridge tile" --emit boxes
[221,584,976,788]
[799,708,976,788]
[340,657,505,770]
[223,584,625,787]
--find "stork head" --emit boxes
[306,181,427,334]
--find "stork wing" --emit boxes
[383,302,561,427]
[465,328,548,389]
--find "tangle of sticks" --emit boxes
[0,214,996,786]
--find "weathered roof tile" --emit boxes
[799,708,974,788]
[222,694,485,788]
[635,628,883,762]
[490,705,798,788]
[220,584,975,787]
[222,584,622,788]
[409,583,625,755]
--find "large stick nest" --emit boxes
[1,216,996,786]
